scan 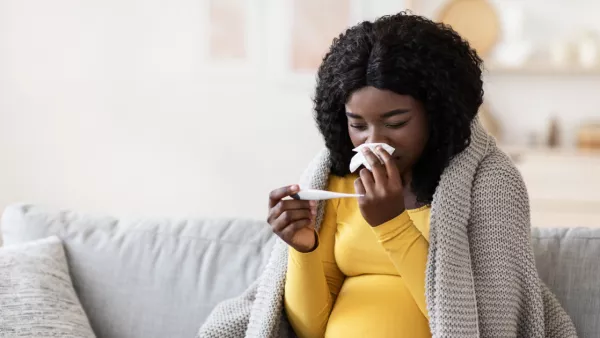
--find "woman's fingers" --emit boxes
[359,168,375,195]
[375,146,401,185]
[274,199,312,214]
[279,218,313,238]
[272,209,312,232]
[354,177,368,206]
[267,185,318,253]
[361,148,387,183]
[268,185,298,209]
[354,177,366,195]
[268,198,314,223]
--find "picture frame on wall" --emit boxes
[289,0,352,74]
[201,0,262,74]
[263,0,357,87]
[264,0,415,87]
[208,0,247,62]
[201,0,415,81]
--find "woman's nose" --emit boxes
[366,132,389,145]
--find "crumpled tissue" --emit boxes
[349,143,395,173]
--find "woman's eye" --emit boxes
[385,121,408,129]
[350,124,368,131]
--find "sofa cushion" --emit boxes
[0,236,96,337]
[531,227,600,338]
[1,204,276,338]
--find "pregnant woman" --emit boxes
[199,12,576,338]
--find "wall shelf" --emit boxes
[501,145,600,159]
[485,63,600,76]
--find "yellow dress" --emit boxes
[284,174,431,338]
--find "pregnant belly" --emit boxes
[325,274,430,338]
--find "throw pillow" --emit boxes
[0,236,96,337]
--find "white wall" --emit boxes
[0,0,408,220]
[1,0,599,221]
[0,0,309,219]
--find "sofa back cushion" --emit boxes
[531,227,600,338]
[4,205,598,338]
[1,204,276,338]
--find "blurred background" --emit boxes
[1,0,599,227]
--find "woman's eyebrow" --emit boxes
[345,109,410,119]
[381,109,410,118]
[345,112,363,119]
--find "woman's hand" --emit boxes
[354,146,406,227]
[267,185,317,253]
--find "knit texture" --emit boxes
[197,119,577,338]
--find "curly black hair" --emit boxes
[313,12,484,204]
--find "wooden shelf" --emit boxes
[485,64,600,76]
[501,145,600,157]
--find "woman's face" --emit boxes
[345,86,429,176]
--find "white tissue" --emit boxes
[349,143,395,173]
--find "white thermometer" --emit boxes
[291,189,363,201]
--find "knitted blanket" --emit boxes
[198,119,577,338]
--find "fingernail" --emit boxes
[290,185,298,192]
[309,200,316,207]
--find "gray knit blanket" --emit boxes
[198,119,577,338]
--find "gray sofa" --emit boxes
[1,204,599,338]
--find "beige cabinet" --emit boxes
[505,147,600,228]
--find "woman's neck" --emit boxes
[401,170,422,209]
